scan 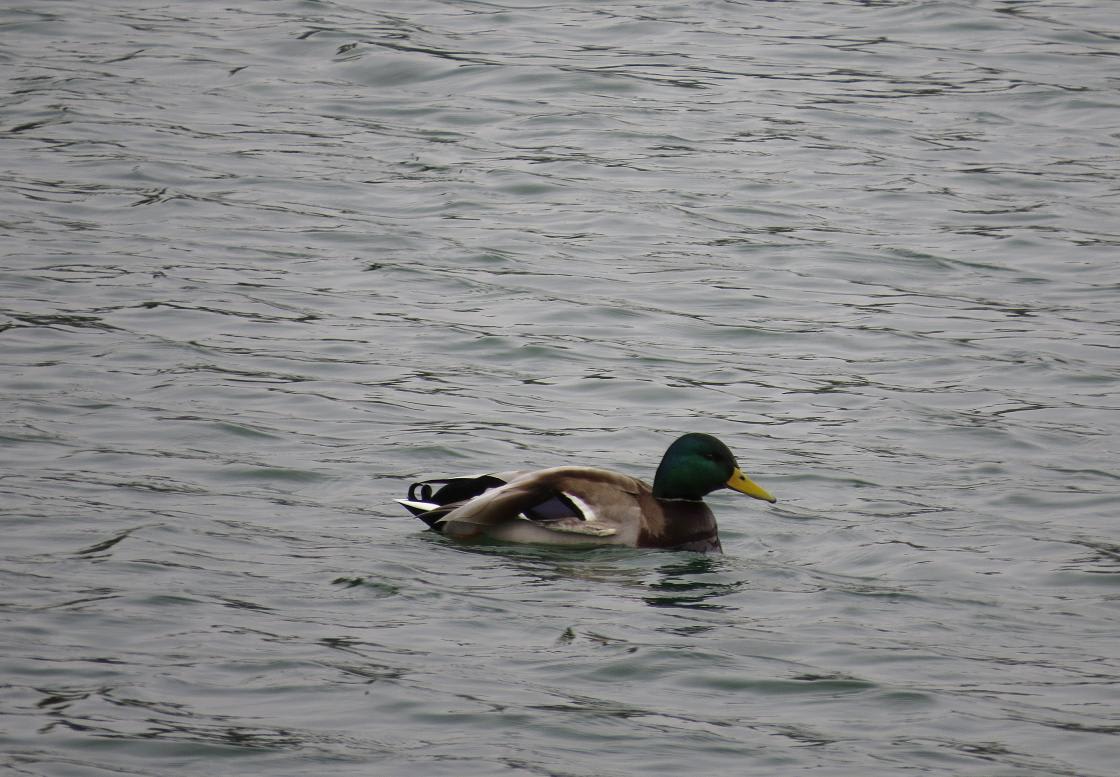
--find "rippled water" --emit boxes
[3,1,1119,775]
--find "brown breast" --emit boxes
[635,492,721,552]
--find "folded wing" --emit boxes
[399,467,645,542]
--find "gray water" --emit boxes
[2,1,1119,775]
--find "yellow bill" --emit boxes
[726,468,777,503]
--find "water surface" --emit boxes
[2,1,1118,775]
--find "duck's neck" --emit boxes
[652,468,706,501]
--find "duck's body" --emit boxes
[398,433,776,552]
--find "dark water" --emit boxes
[3,1,1118,775]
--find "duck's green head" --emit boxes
[652,433,777,503]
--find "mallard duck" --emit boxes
[398,433,776,552]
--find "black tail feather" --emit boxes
[403,475,510,531]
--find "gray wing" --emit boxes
[438,466,644,540]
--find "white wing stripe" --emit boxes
[564,492,597,523]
